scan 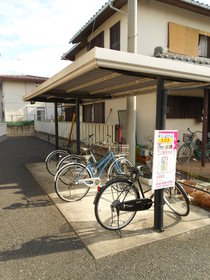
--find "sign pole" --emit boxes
[154,78,167,231]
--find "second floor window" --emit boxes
[168,22,210,59]
[87,31,104,51]
[110,21,120,51]
[199,35,210,58]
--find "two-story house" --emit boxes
[24,0,210,149]
[0,75,54,122]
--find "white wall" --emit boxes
[75,0,210,59]
[0,122,6,137]
[138,0,210,56]
[2,80,54,121]
[74,1,209,147]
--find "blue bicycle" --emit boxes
[54,144,133,202]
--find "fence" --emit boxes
[0,122,7,143]
[35,121,116,145]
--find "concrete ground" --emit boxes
[27,162,210,260]
[1,137,210,279]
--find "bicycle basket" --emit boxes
[111,144,129,156]
[183,133,193,143]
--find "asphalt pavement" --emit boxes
[0,137,209,280]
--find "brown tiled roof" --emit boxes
[0,74,48,83]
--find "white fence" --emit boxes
[35,121,116,144]
[0,123,7,142]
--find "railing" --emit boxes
[35,121,116,144]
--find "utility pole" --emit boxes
[126,0,137,164]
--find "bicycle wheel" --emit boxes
[107,157,134,180]
[177,144,192,164]
[94,178,140,230]
[57,154,85,171]
[54,163,92,202]
[163,181,190,216]
[45,150,69,176]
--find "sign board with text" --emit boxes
[152,130,178,191]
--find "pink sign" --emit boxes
[152,130,178,191]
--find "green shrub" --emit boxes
[6,120,34,127]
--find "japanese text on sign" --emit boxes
[152,130,178,191]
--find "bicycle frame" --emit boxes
[87,150,120,178]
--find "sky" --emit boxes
[0,0,210,78]
[0,0,107,77]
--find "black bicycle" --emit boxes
[94,167,190,231]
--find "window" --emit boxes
[167,96,203,119]
[83,104,94,123]
[168,22,198,57]
[110,21,120,50]
[87,31,104,51]
[83,102,105,123]
[37,107,45,121]
[198,35,210,58]
[168,22,210,59]
[65,106,75,121]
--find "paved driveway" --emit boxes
[0,137,209,280]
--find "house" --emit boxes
[61,0,210,145]
[24,0,210,153]
[0,75,54,122]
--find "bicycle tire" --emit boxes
[163,181,190,216]
[177,143,192,164]
[94,177,140,230]
[54,162,92,202]
[107,157,134,180]
[45,150,69,176]
[57,154,85,171]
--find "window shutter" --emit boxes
[168,22,198,57]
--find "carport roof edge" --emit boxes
[24,47,210,102]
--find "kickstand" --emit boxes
[117,228,122,238]
[116,208,122,238]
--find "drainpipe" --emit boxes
[126,0,137,164]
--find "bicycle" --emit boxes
[94,166,190,231]
[54,144,133,202]
[177,128,210,165]
[45,134,94,176]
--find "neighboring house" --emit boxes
[0,75,54,122]
[62,0,210,145]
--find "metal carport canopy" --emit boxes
[24,47,210,103]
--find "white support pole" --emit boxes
[126,0,137,164]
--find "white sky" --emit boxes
[0,0,107,77]
[0,0,210,77]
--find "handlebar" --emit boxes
[187,128,202,135]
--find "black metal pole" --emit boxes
[54,102,59,150]
[201,89,209,167]
[154,78,167,232]
[76,97,80,155]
